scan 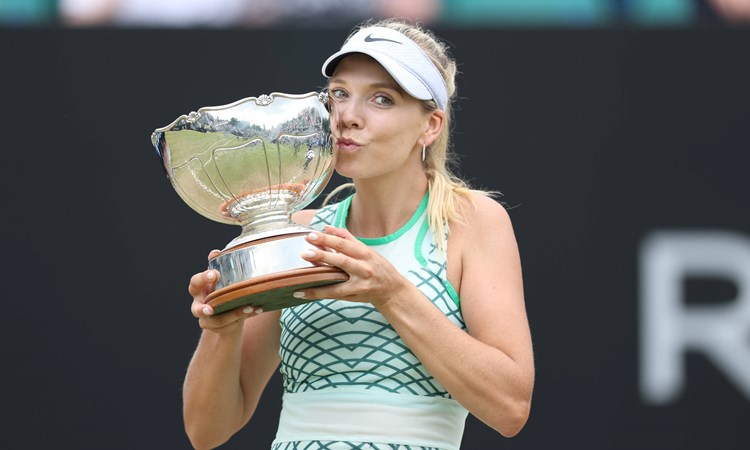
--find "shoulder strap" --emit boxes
[309,197,349,231]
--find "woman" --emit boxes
[184,19,534,450]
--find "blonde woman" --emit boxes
[184,19,534,450]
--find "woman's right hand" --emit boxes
[188,249,264,333]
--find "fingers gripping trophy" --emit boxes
[151,92,348,314]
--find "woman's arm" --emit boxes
[382,193,534,436]
[183,209,318,449]
[183,264,281,449]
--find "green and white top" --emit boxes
[272,192,468,450]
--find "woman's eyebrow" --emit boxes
[329,78,403,94]
[370,81,403,93]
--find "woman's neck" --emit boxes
[347,170,428,238]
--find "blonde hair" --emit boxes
[324,18,497,248]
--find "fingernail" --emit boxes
[206,271,215,281]
[293,291,305,299]
[202,306,212,316]
[242,306,254,314]
[254,307,263,314]
[308,232,319,241]
[302,250,316,258]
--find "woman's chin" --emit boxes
[334,164,357,180]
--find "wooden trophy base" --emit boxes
[205,266,349,314]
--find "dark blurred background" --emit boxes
[1,1,749,449]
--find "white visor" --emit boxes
[322,26,449,111]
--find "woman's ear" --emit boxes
[422,109,445,147]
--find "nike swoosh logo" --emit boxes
[364,34,402,45]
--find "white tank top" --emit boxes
[274,192,468,449]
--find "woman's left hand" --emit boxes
[295,225,410,307]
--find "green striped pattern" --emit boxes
[271,442,441,450]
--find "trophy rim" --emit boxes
[151,91,327,141]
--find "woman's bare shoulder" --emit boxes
[448,192,517,263]
[292,209,318,227]
[455,192,511,233]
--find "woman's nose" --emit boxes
[333,99,362,130]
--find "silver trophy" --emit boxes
[152,92,347,314]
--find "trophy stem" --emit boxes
[239,209,293,236]
[222,206,307,249]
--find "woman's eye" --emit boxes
[330,88,347,100]
[374,95,394,106]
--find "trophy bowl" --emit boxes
[152,92,348,314]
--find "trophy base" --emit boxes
[205,266,349,314]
